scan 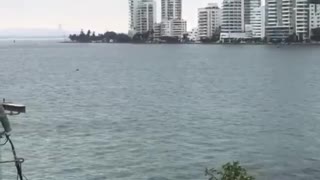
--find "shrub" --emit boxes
[205,162,255,180]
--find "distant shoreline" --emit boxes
[60,41,320,46]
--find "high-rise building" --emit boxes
[153,23,163,41]
[309,0,320,38]
[159,0,186,39]
[129,0,139,34]
[161,0,182,21]
[295,0,309,40]
[244,0,261,26]
[161,19,187,37]
[265,0,295,41]
[251,6,265,39]
[221,0,245,33]
[198,3,222,39]
[128,0,156,35]
[220,0,246,40]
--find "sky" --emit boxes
[0,0,225,34]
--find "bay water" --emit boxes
[1,42,320,180]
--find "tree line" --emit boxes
[69,30,131,43]
[69,29,191,43]
[69,28,320,44]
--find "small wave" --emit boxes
[148,177,170,180]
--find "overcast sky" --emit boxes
[0,0,228,33]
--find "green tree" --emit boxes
[205,162,255,180]
[200,33,220,43]
[160,36,179,43]
[77,29,90,42]
[104,31,118,42]
[286,33,297,43]
[132,33,143,42]
[116,33,131,43]
[311,28,320,41]
[69,34,77,41]
[92,31,96,41]
[97,34,104,41]
[182,33,189,43]
[86,30,91,37]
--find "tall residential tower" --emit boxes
[198,3,222,39]
[309,0,320,39]
[295,0,309,40]
[244,0,261,25]
[161,0,182,21]
[220,0,245,40]
[129,0,156,35]
[158,0,187,38]
[265,0,295,41]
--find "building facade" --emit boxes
[161,19,187,38]
[295,0,309,40]
[129,0,139,35]
[198,3,222,39]
[244,0,261,26]
[161,0,182,21]
[221,0,246,40]
[153,23,163,41]
[251,6,265,39]
[159,0,186,38]
[265,0,295,41]
[128,0,156,35]
[188,28,199,41]
[309,1,320,37]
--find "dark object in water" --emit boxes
[2,103,26,113]
[76,69,79,71]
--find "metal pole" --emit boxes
[0,144,2,180]
[0,104,10,180]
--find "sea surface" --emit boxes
[1,41,320,180]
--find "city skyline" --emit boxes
[0,0,228,34]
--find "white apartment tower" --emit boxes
[129,0,156,35]
[161,19,187,37]
[265,0,295,41]
[161,0,182,21]
[295,0,309,40]
[129,0,139,33]
[160,0,187,38]
[244,0,261,26]
[198,3,222,39]
[221,0,245,33]
[251,6,265,39]
[220,0,246,40]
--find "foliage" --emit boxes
[286,33,298,43]
[104,31,117,42]
[131,31,154,43]
[132,33,145,43]
[69,30,131,43]
[200,33,220,43]
[205,162,255,180]
[116,33,132,43]
[182,33,190,43]
[160,36,180,43]
[311,28,320,41]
